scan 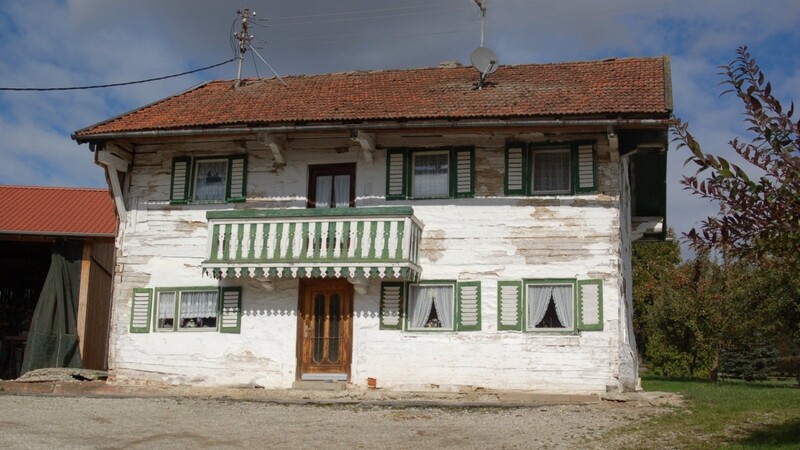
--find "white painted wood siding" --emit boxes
[107,132,632,394]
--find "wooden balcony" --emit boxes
[202,207,423,281]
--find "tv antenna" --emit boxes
[234,8,286,88]
[473,0,487,47]
[470,1,498,89]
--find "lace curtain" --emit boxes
[157,291,176,330]
[532,150,570,193]
[412,152,449,198]
[528,284,573,329]
[315,175,351,208]
[334,175,350,207]
[408,285,454,329]
[315,175,332,207]
[194,160,228,201]
[179,291,218,328]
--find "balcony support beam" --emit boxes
[258,132,287,168]
[351,130,375,164]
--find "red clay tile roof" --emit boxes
[0,186,116,237]
[75,57,671,138]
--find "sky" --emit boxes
[1,0,798,255]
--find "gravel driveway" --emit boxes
[0,395,669,449]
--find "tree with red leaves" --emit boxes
[673,46,800,262]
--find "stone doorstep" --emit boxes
[291,380,347,391]
[0,381,601,407]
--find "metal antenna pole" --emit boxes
[235,8,251,88]
[473,0,487,47]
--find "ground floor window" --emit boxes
[156,288,219,332]
[407,283,455,330]
[526,283,574,331]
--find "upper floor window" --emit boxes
[170,154,247,204]
[411,151,450,198]
[308,163,355,208]
[386,147,474,200]
[505,142,597,196]
[194,159,228,201]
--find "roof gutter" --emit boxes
[0,230,116,238]
[73,117,674,144]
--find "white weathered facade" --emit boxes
[75,58,670,394]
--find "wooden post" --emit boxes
[76,241,92,360]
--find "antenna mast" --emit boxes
[233,8,287,87]
[235,8,253,88]
[473,0,487,47]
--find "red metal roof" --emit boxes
[74,57,671,138]
[0,186,117,237]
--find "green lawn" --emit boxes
[617,377,800,449]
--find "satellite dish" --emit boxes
[470,46,499,89]
[470,46,499,75]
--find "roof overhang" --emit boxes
[73,116,674,145]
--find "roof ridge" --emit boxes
[202,55,667,83]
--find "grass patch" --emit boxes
[617,376,800,449]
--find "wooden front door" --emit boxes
[297,279,353,380]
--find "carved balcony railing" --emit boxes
[202,207,423,281]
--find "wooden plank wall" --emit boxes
[78,238,115,369]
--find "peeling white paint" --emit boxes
[109,135,637,394]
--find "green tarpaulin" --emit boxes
[20,240,84,375]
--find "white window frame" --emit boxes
[192,158,229,202]
[524,280,576,333]
[410,150,450,199]
[530,147,572,195]
[154,287,220,332]
[406,282,456,331]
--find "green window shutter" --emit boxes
[170,156,192,204]
[219,286,242,333]
[497,281,522,331]
[385,148,408,200]
[457,281,481,331]
[577,279,603,331]
[380,281,404,330]
[575,144,597,193]
[226,154,248,203]
[504,144,527,195]
[130,288,153,333]
[452,147,475,198]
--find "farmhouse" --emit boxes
[73,57,670,393]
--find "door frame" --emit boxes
[295,278,354,381]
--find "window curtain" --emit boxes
[412,153,449,198]
[333,175,351,207]
[409,285,454,329]
[180,291,219,320]
[158,292,176,328]
[315,175,333,208]
[194,160,228,201]
[533,151,570,192]
[528,285,552,329]
[551,285,573,329]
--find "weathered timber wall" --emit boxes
[108,131,633,394]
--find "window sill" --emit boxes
[154,328,219,333]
